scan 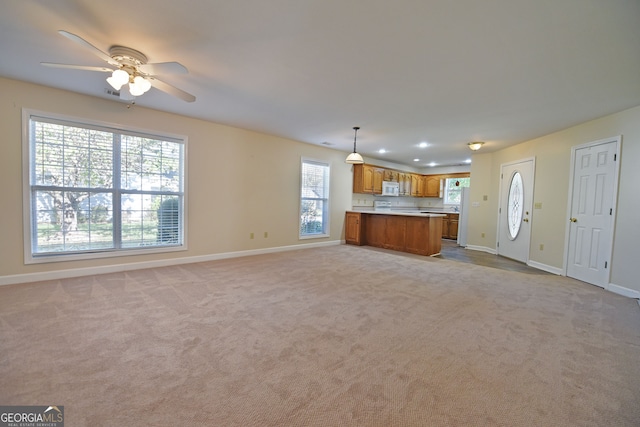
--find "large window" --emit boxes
[24,112,186,262]
[444,177,470,205]
[299,158,330,238]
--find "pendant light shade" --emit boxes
[345,126,365,164]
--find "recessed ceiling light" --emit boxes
[378,149,387,154]
[419,142,428,148]
[465,159,472,164]
[428,162,437,167]
[413,158,420,162]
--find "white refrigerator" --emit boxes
[457,187,470,247]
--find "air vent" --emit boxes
[105,88,120,97]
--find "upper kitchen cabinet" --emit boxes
[398,172,411,196]
[410,174,424,197]
[383,169,399,182]
[423,175,443,198]
[353,164,384,194]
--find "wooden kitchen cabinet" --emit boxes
[383,169,399,182]
[364,214,386,247]
[410,174,424,197]
[423,175,442,198]
[348,212,443,256]
[345,212,365,245]
[441,213,459,239]
[353,164,384,194]
[398,172,411,196]
[405,216,442,255]
[448,214,459,239]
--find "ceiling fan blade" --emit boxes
[148,77,196,103]
[139,62,188,75]
[41,62,113,73]
[58,30,119,66]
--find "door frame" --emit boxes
[496,157,536,264]
[562,136,621,286]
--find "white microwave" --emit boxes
[381,181,400,196]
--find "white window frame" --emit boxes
[22,109,188,264]
[299,157,330,239]
[443,177,470,206]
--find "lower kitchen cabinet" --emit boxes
[346,212,443,256]
[442,213,459,240]
[345,212,364,245]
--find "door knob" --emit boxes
[569,218,577,222]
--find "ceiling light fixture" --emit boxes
[345,126,364,164]
[107,69,152,96]
[468,141,485,151]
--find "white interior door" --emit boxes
[497,159,535,263]
[566,137,620,287]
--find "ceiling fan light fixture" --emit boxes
[468,141,485,151]
[129,75,151,96]
[345,126,365,164]
[106,69,129,90]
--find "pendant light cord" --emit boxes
[353,126,360,153]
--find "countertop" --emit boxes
[347,209,446,218]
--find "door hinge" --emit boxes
[605,261,608,269]
[497,241,499,248]
[614,153,617,161]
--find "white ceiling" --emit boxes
[1,0,639,167]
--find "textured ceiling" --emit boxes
[1,0,639,167]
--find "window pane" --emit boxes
[121,194,182,248]
[32,122,113,188]
[444,177,470,204]
[121,136,182,192]
[300,160,329,237]
[300,199,326,235]
[33,191,114,253]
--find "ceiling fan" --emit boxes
[41,30,196,103]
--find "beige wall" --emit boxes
[468,105,640,294]
[0,77,353,280]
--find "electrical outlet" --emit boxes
[264,232,268,238]
[250,232,254,239]
[539,244,544,251]
[481,232,485,238]
[534,202,543,209]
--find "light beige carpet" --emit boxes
[1,245,639,426]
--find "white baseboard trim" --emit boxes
[0,240,343,287]
[606,283,640,299]
[465,245,497,255]
[527,260,563,275]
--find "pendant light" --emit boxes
[345,126,365,164]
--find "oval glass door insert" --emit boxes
[507,171,524,240]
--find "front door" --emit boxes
[566,137,620,287]
[497,158,535,263]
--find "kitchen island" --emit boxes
[345,210,445,256]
